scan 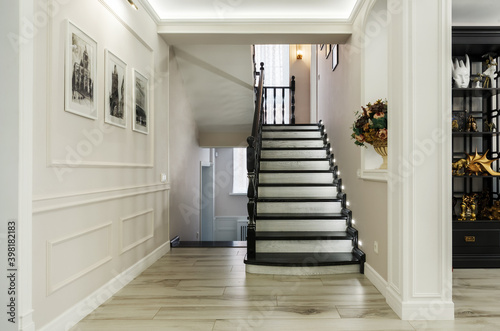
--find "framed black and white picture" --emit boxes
[65,20,98,119]
[326,44,332,59]
[132,69,149,134]
[105,50,127,128]
[332,44,339,71]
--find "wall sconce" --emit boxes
[127,0,138,10]
[296,45,303,60]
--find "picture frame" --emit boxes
[332,44,339,71]
[104,50,127,128]
[326,44,332,59]
[65,20,98,120]
[132,69,149,134]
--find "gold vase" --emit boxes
[372,140,388,170]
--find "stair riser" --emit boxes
[256,240,353,253]
[257,220,347,232]
[262,131,322,139]
[260,160,330,171]
[263,125,319,131]
[257,202,341,214]
[246,264,359,275]
[258,186,336,198]
[261,150,327,159]
[259,173,334,184]
[262,140,325,148]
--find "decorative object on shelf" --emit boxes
[484,120,496,132]
[459,193,477,221]
[476,189,491,219]
[351,99,388,169]
[472,74,484,88]
[452,119,460,132]
[65,20,98,119]
[465,149,500,176]
[452,158,468,176]
[481,53,497,88]
[452,54,470,88]
[466,115,478,132]
[482,201,500,220]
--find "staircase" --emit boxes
[244,63,365,275]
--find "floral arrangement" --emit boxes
[351,99,388,147]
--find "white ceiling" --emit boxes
[144,0,360,21]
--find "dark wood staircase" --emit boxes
[244,63,365,275]
[244,124,366,275]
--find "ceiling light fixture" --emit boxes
[127,0,138,10]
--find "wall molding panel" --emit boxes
[39,242,170,331]
[33,183,169,214]
[120,209,155,254]
[46,223,113,295]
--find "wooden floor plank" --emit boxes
[69,247,500,331]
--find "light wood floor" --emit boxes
[70,247,500,331]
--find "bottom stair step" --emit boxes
[244,253,363,275]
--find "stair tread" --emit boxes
[256,231,353,240]
[244,252,361,266]
[258,183,336,187]
[260,159,328,162]
[256,213,347,220]
[257,198,341,202]
[259,170,334,173]
[263,124,318,127]
[261,147,327,150]
[262,129,320,132]
[262,138,323,141]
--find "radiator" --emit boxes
[237,220,248,241]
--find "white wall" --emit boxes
[168,48,211,241]
[214,148,247,218]
[32,0,170,328]
[0,3,20,331]
[317,1,388,280]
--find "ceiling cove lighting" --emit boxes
[127,0,138,10]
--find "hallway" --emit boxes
[70,248,500,331]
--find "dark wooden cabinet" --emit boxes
[452,27,500,268]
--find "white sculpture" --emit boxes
[482,55,497,88]
[452,54,470,88]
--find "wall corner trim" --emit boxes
[38,241,170,331]
[364,263,388,297]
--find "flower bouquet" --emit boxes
[351,99,388,168]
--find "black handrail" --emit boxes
[246,62,264,259]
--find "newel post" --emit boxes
[291,75,296,124]
[246,136,256,258]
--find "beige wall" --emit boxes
[32,0,170,328]
[168,47,211,241]
[290,45,311,124]
[317,3,388,280]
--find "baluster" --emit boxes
[281,88,285,124]
[273,88,277,125]
[291,76,296,124]
[263,88,268,124]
